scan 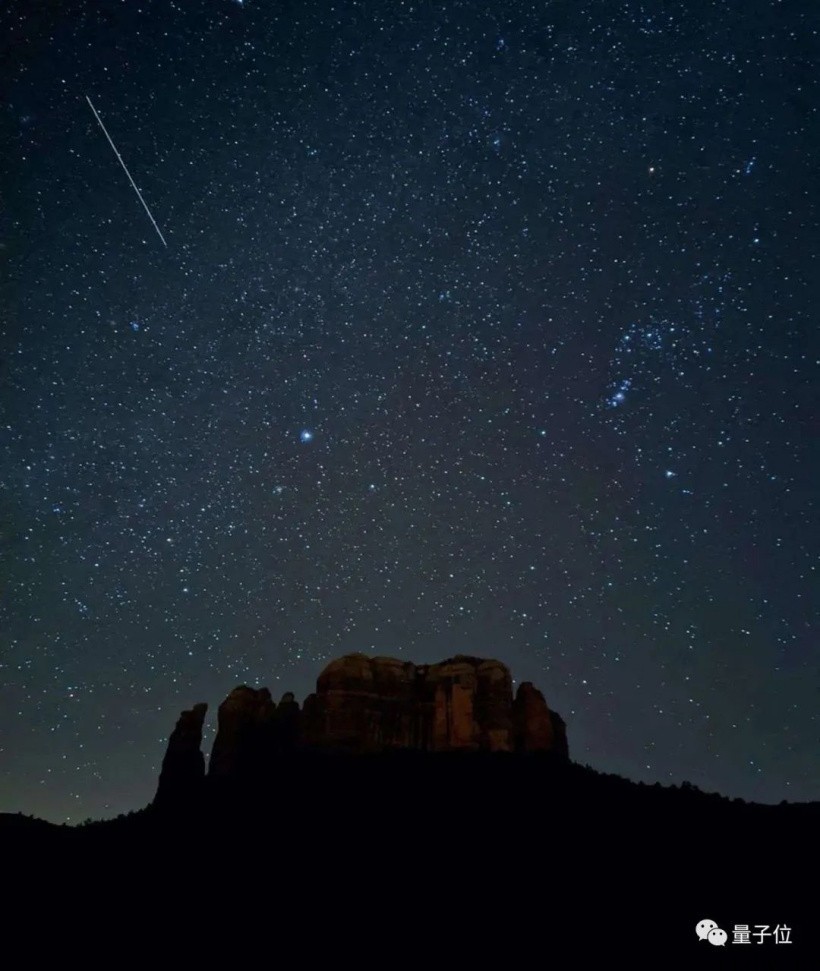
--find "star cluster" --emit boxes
[1,0,817,821]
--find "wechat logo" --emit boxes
[696,919,727,946]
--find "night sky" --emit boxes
[2,0,817,823]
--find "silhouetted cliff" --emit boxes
[4,653,817,958]
[155,702,207,804]
[155,652,569,803]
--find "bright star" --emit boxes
[300,429,313,443]
[607,377,632,408]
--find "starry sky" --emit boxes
[2,0,818,822]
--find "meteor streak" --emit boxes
[85,95,168,248]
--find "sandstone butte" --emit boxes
[155,653,568,803]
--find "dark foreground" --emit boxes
[3,755,816,960]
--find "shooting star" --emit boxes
[85,95,168,248]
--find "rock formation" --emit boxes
[512,682,554,751]
[302,653,421,751]
[208,686,276,778]
[154,702,208,805]
[154,653,569,802]
[275,691,301,750]
[241,653,568,758]
[549,710,570,761]
[300,654,518,753]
